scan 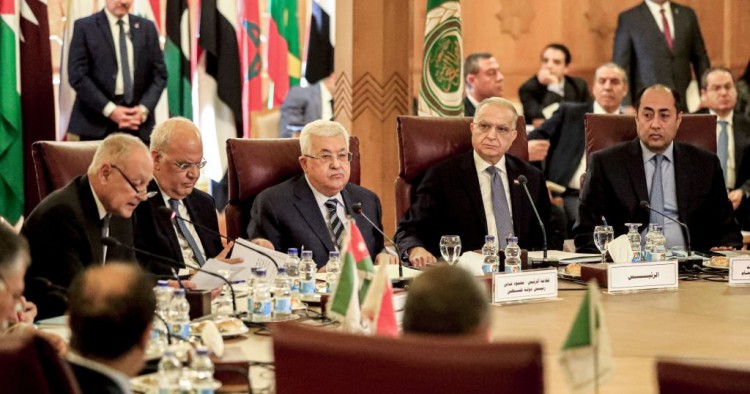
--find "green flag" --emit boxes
[165,0,192,118]
[0,1,24,223]
[418,0,463,117]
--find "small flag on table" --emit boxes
[361,258,398,337]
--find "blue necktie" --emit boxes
[117,19,133,104]
[718,120,729,182]
[486,166,514,248]
[169,199,206,267]
[649,155,665,226]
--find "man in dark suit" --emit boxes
[463,52,504,117]
[530,63,629,231]
[248,120,386,268]
[395,97,559,267]
[22,134,153,319]
[279,73,335,138]
[694,67,750,229]
[519,43,591,128]
[66,263,155,394]
[575,85,741,253]
[67,0,166,145]
[613,0,709,110]
[133,117,228,275]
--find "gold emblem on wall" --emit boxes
[495,0,535,39]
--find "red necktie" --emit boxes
[660,8,673,50]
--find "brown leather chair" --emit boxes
[31,141,100,201]
[225,137,361,240]
[273,323,543,394]
[0,332,81,394]
[395,115,528,223]
[657,359,750,394]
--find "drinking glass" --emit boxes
[439,235,462,265]
[217,269,232,315]
[593,225,614,264]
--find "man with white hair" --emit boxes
[22,133,153,319]
[247,120,386,268]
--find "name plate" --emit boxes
[492,268,558,304]
[729,258,750,286]
[607,261,678,293]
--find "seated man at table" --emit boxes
[395,97,559,267]
[575,84,742,252]
[247,120,386,268]
[66,263,155,394]
[403,266,489,338]
[22,133,153,319]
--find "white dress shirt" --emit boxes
[474,151,513,239]
[158,184,206,269]
[645,0,675,40]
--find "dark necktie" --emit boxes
[117,19,133,104]
[330,98,335,120]
[718,120,729,182]
[101,214,111,263]
[649,155,665,226]
[660,8,673,50]
[325,199,344,249]
[169,198,206,266]
[486,166,514,248]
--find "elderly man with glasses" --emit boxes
[22,133,153,319]
[247,120,388,268]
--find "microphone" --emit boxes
[351,202,408,288]
[639,201,702,269]
[152,312,173,345]
[517,175,558,268]
[102,236,238,314]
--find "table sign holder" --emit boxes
[606,261,678,294]
[728,257,750,287]
[492,268,558,304]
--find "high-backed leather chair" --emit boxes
[31,141,100,201]
[395,115,528,223]
[225,137,361,240]
[273,323,543,394]
[584,113,717,164]
[657,359,750,394]
[0,332,80,394]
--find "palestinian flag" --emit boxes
[165,0,191,119]
[361,258,398,337]
[267,0,301,106]
[0,0,23,222]
[239,0,262,138]
[418,0,463,117]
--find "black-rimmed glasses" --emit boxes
[110,164,157,198]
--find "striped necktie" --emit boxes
[325,199,344,249]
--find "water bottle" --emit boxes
[154,280,173,319]
[157,349,182,393]
[285,248,300,294]
[299,250,316,296]
[273,268,292,316]
[644,224,656,261]
[625,223,642,262]
[252,269,272,320]
[168,288,190,339]
[325,251,341,292]
[149,280,172,354]
[504,236,522,273]
[651,225,667,261]
[191,346,215,394]
[481,235,499,273]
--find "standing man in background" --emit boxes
[279,73,336,138]
[463,52,504,117]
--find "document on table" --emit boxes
[527,250,601,264]
[190,258,250,290]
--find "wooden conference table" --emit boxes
[228,277,750,394]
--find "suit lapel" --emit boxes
[129,14,142,80]
[457,153,489,233]
[733,114,748,174]
[184,193,215,257]
[673,143,692,222]
[293,177,336,252]
[638,2,671,53]
[671,5,687,51]
[626,140,650,206]
[149,182,184,262]
[95,11,117,64]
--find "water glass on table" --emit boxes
[593,225,614,264]
[439,235,462,265]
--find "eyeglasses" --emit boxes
[304,152,354,164]
[473,121,514,135]
[174,158,207,171]
[110,164,157,198]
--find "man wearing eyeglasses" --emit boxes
[247,120,386,268]
[22,133,153,319]
[396,97,558,267]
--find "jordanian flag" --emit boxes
[239,0,262,138]
[267,0,301,106]
[0,0,23,222]
[165,0,191,118]
[418,0,463,117]
[559,281,614,393]
[361,257,398,337]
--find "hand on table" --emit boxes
[408,247,437,268]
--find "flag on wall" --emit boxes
[165,0,192,118]
[267,0,301,106]
[0,0,23,222]
[418,0,464,117]
[239,0,262,138]
[304,0,334,85]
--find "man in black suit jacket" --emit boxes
[22,134,153,319]
[613,0,709,109]
[248,120,386,268]
[68,0,166,144]
[519,43,591,127]
[695,67,750,229]
[396,97,559,267]
[66,263,155,394]
[575,85,741,252]
[463,52,504,117]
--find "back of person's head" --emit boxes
[68,263,155,360]
[403,266,489,336]
[299,120,350,156]
[87,133,150,177]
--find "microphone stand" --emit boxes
[639,201,703,270]
[352,202,409,288]
[517,176,558,268]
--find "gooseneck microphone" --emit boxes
[351,202,408,288]
[639,201,702,267]
[102,236,238,314]
[517,176,557,268]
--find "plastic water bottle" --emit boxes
[252,269,272,320]
[644,224,656,261]
[168,288,190,339]
[625,223,642,262]
[191,346,215,394]
[154,280,173,319]
[651,225,667,261]
[481,235,499,273]
[150,280,172,354]
[504,236,522,273]
[285,248,300,294]
[157,349,182,393]
[325,251,341,292]
[273,268,292,316]
[246,268,258,316]
[299,250,316,296]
